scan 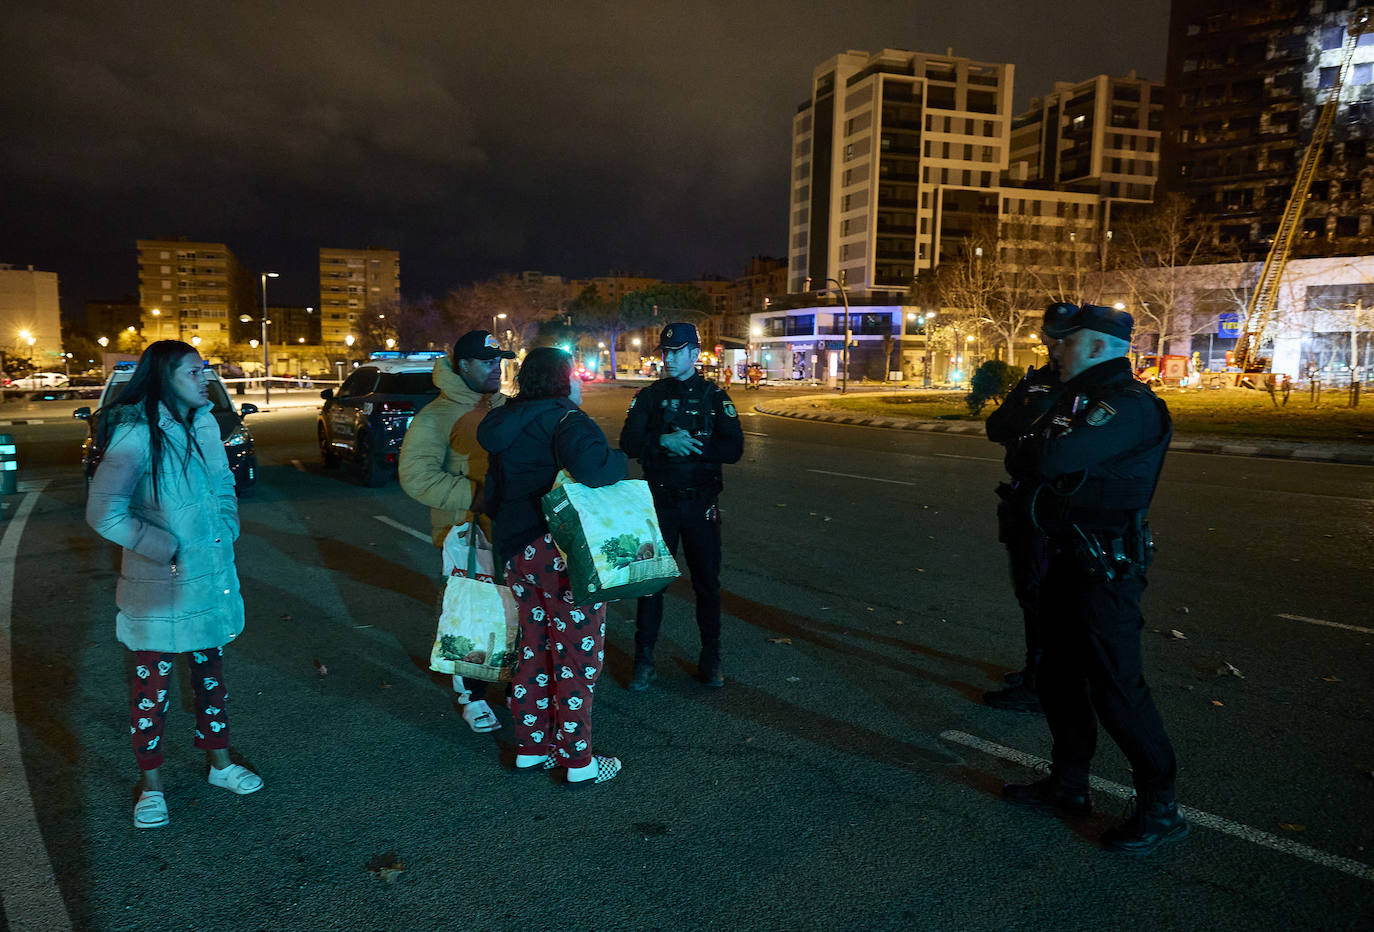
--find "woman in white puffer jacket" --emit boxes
[87,340,263,829]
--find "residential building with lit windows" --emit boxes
[318,247,400,348]
[1161,0,1374,257]
[136,239,252,352]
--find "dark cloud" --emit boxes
[1,0,1169,312]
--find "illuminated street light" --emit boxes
[97,336,109,347]
[191,336,201,346]
[1114,302,1126,310]
[344,334,355,348]
[260,271,279,403]
[385,338,396,349]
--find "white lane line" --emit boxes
[372,515,431,544]
[290,458,305,472]
[936,453,1001,463]
[743,430,769,437]
[0,481,73,931]
[1276,613,1374,636]
[941,730,1374,883]
[807,468,916,487]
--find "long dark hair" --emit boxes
[105,340,205,501]
[514,346,573,401]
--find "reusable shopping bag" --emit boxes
[429,522,520,682]
[540,476,679,604]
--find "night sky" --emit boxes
[2,0,1170,316]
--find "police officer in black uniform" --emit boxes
[999,303,1187,854]
[981,303,1077,714]
[620,323,744,690]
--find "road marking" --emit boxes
[941,730,1374,883]
[936,453,1001,463]
[807,468,917,487]
[1276,613,1374,636]
[0,481,73,931]
[742,430,769,437]
[372,515,431,544]
[290,458,305,472]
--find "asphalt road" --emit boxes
[1,383,1371,931]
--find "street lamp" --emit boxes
[97,336,109,348]
[916,310,937,387]
[493,312,507,342]
[805,271,852,392]
[260,271,278,403]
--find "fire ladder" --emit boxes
[1233,6,1373,372]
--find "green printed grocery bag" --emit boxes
[429,522,520,682]
[541,477,679,603]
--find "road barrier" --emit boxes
[0,434,15,496]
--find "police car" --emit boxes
[317,351,445,487]
[73,361,259,494]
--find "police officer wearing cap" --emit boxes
[619,323,744,690]
[999,303,1187,855]
[981,302,1078,714]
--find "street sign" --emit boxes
[1218,312,1241,338]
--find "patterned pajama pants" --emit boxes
[507,534,606,768]
[129,647,230,770]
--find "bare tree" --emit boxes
[444,275,569,355]
[1111,193,1234,358]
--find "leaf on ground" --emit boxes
[1321,675,1341,683]
[1169,629,1188,640]
[312,659,328,676]
[766,636,792,645]
[1211,699,1224,707]
[895,620,904,625]
[785,676,801,683]
[365,852,405,883]
[1278,822,1305,832]
[1176,606,1190,614]
[280,614,292,621]
[915,568,925,572]
[1216,661,1244,678]
[379,680,392,689]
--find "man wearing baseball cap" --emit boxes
[620,322,744,690]
[998,302,1186,854]
[399,329,515,733]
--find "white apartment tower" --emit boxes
[788,49,1015,296]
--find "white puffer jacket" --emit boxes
[86,402,244,652]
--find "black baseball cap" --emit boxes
[1043,303,1134,341]
[658,322,700,350]
[452,330,516,361]
[1044,302,1079,332]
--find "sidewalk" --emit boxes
[754,392,1374,467]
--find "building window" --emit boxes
[1322,25,1345,50]
[1319,67,1339,90]
[1353,62,1373,84]
[845,143,854,159]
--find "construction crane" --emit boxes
[1233,6,1373,372]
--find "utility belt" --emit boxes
[1053,511,1155,582]
[650,483,720,503]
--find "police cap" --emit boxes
[658,322,700,350]
[1043,303,1134,341]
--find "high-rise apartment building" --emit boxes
[318,247,401,347]
[0,264,62,361]
[136,239,252,351]
[1161,0,1374,257]
[788,49,1014,297]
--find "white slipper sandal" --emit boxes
[207,763,264,795]
[134,790,169,829]
[462,700,501,734]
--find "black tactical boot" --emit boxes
[983,682,1043,714]
[1101,795,1189,854]
[629,660,656,691]
[695,649,724,688]
[1002,774,1093,816]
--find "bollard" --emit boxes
[0,433,16,495]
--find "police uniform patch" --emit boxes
[723,401,737,418]
[1084,401,1117,426]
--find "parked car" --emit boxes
[10,372,68,390]
[317,351,446,487]
[73,361,259,494]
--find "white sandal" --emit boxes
[207,763,264,795]
[462,700,501,734]
[134,790,169,829]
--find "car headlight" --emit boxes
[224,429,248,447]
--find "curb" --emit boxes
[754,396,1374,467]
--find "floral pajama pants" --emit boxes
[507,534,606,768]
[129,647,230,770]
